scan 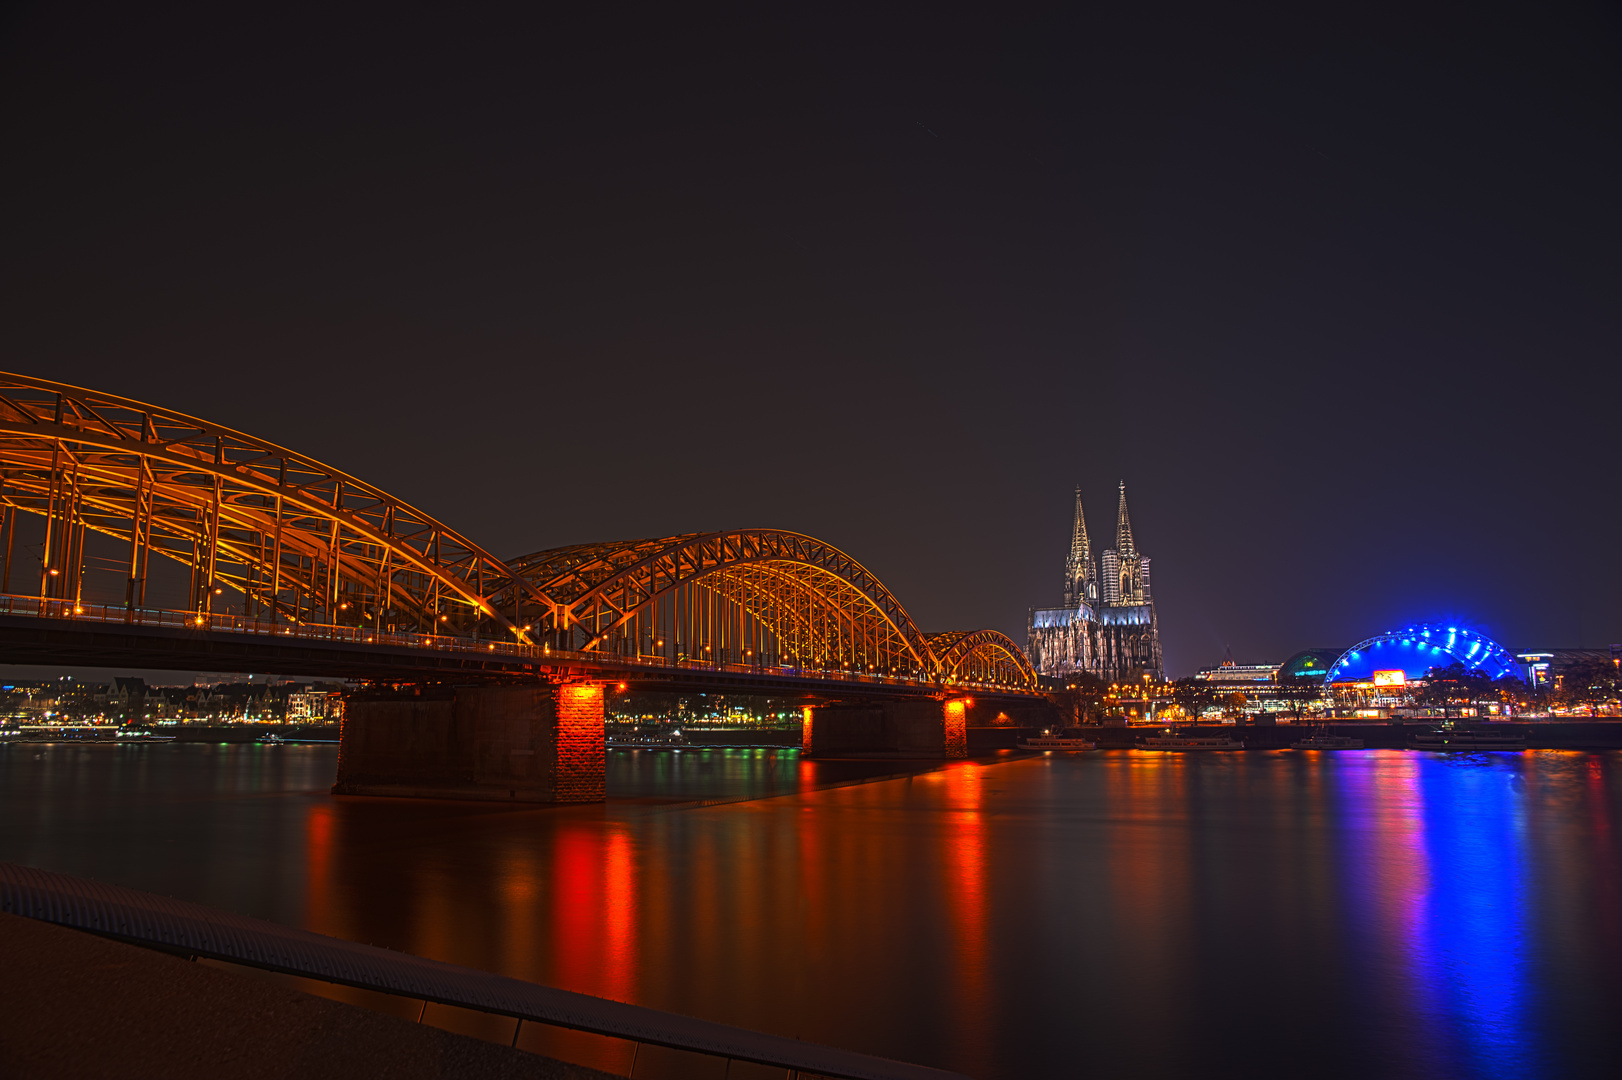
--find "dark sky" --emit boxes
[3,1,1619,677]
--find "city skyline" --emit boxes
[0,443,1608,684]
[2,3,1618,676]
[3,6,1621,1080]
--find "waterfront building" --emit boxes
[1515,647,1619,690]
[287,689,344,722]
[1320,623,1522,718]
[1278,649,1344,683]
[1027,481,1163,683]
[1195,648,1279,688]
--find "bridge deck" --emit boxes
[0,596,1041,701]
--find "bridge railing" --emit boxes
[0,594,1027,694]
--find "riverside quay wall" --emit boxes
[1083,721,1622,750]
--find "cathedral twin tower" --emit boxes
[1027,481,1164,684]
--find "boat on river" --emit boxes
[1291,728,1364,750]
[1409,724,1526,751]
[1137,729,1245,751]
[1017,735,1096,751]
[607,730,688,748]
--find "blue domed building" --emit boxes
[1321,624,1522,717]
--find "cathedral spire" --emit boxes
[1115,479,1136,558]
[1063,485,1094,607]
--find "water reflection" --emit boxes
[1418,756,1531,1076]
[1341,753,1449,1076]
[303,802,338,939]
[4,742,1622,1079]
[943,763,991,1074]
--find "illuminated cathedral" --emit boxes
[1026,481,1163,683]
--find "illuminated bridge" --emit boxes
[0,373,1045,800]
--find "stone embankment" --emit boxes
[0,912,619,1080]
[1079,721,1622,751]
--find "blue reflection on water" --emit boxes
[1417,753,1533,1078]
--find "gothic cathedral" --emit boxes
[1027,481,1164,683]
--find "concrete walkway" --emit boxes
[0,913,621,1080]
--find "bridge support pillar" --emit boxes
[805,698,968,759]
[332,682,605,802]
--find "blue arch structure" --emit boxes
[1323,624,1523,685]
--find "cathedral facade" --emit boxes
[1027,481,1164,683]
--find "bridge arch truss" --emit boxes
[502,530,1037,690]
[0,373,1038,691]
[0,373,537,639]
[926,629,1039,688]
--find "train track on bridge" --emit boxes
[0,595,1042,701]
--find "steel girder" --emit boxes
[0,373,1042,686]
[927,630,1039,688]
[0,372,535,640]
[503,531,1039,688]
[504,529,937,669]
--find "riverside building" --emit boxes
[1196,648,1279,688]
[1027,481,1164,683]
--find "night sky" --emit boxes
[2,1,1618,677]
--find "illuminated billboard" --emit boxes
[1371,669,1407,687]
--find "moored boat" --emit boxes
[1137,729,1245,751]
[1291,727,1364,750]
[1409,724,1526,751]
[1017,736,1096,751]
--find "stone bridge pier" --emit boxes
[333,682,605,802]
[802,698,970,758]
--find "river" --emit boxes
[2,742,1619,1079]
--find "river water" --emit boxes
[2,743,1619,1079]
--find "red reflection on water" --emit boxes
[303,802,339,939]
[797,787,826,957]
[547,823,638,1004]
[944,763,990,1068]
[552,826,603,995]
[603,827,637,1003]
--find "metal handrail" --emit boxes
[0,593,1026,694]
[0,861,970,1080]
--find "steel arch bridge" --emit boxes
[500,531,1035,688]
[0,373,1037,692]
[925,630,1035,688]
[0,373,537,640]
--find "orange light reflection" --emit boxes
[944,763,990,1072]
